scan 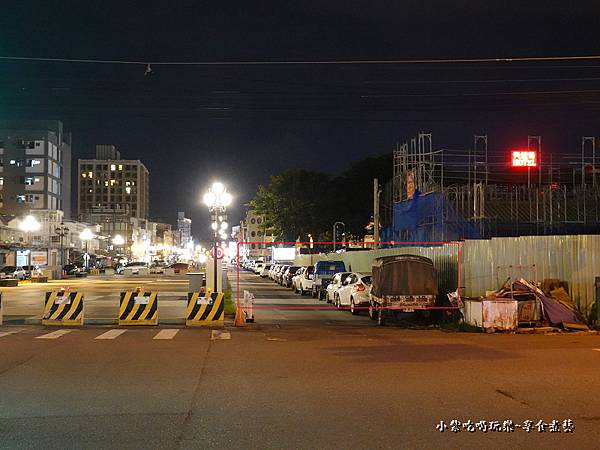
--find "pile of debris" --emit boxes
[486,278,589,332]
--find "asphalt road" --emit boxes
[0,270,599,449]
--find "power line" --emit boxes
[2,54,600,66]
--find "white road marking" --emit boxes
[0,331,19,338]
[95,329,127,340]
[153,329,180,340]
[36,329,73,339]
[593,348,600,352]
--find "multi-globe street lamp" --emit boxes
[333,221,346,252]
[203,182,232,291]
[18,215,41,272]
[79,228,94,271]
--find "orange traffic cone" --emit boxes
[234,303,246,327]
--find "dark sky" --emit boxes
[1,1,600,240]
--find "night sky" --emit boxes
[1,1,600,240]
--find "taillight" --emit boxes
[355,283,365,291]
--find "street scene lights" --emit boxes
[18,215,41,271]
[203,181,232,291]
[54,223,69,273]
[79,228,94,271]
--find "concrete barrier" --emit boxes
[118,290,158,325]
[42,290,84,326]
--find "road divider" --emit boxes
[186,289,224,326]
[118,289,158,325]
[42,290,84,326]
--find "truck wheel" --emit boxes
[350,299,359,315]
[368,301,378,320]
[377,307,386,326]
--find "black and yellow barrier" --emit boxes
[42,290,84,326]
[118,290,158,325]
[186,290,224,326]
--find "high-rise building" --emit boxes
[0,120,72,218]
[78,145,149,220]
[177,211,192,247]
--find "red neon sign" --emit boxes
[511,150,537,167]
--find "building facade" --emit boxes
[0,120,72,218]
[177,211,192,247]
[240,208,273,260]
[78,145,149,221]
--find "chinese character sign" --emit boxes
[511,150,538,167]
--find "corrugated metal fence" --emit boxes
[295,235,600,317]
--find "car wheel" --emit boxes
[377,307,386,326]
[350,298,359,315]
[368,301,378,320]
[335,295,340,309]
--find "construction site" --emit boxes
[381,132,600,241]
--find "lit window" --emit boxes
[118,164,123,170]
[110,179,116,186]
[16,195,26,203]
[24,177,34,185]
[9,160,16,165]
[81,173,87,178]
[26,159,41,167]
[0,177,3,185]
[110,164,116,171]
[88,189,92,193]
[125,186,132,194]
[104,181,109,186]
[88,171,93,178]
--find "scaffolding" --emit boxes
[385,133,600,240]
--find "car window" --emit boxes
[361,276,372,284]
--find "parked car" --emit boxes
[334,272,372,314]
[369,255,438,325]
[168,262,190,274]
[312,260,346,300]
[116,261,148,275]
[0,265,27,280]
[260,264,272,278]
[296,265,314,295]
[254,262,265,274]
[150,261,167,274]
[62,264,81,276]
[22,265,43,278]
[291,267,305,291]
[276,265,290,284]
[268,264,279,280]
[325,271,352,303]
[282,266,301,288]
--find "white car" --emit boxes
[334,272,372,314]
[260,264,272,277]
[116,262,148,275]
[326,272,352,303]
[291,267,305,291]
[254,262,265,274]
[296,265,314,295]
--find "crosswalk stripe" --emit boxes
[36,329,73,339]
[153,329,179,340]
[95,329,127,340]
[0,331,17,338]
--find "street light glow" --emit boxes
[18,215,41,232]
[220,221,228,230]
[211,222,218,230]
[112,234,125,246]
[80,228,94,241]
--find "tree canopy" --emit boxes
[250,154,392,241]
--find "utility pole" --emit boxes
[373,178,380,249]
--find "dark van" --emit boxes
[312,260,346,300]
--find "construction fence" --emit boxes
[295,235,600,318]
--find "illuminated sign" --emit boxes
[511,151,537,167]
[272,247,296,261]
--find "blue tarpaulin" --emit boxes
[381,190,481,243]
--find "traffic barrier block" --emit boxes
[42,290,84,326]
[186,290,224,326]
[118,291,158,325]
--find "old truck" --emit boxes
[368,254,439,326]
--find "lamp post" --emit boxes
[79,228,94,271]
[18,215,41,272]
[203,182,232,292]
[333,221,345,252]
[54,222,69,274]
[112,234,125,267]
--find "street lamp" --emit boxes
[333,221,345,252]
[54,222,69,273]
[79,228,94,271]
[203,181,232,291]
[112,234,125,267]
[18,215,40,272]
